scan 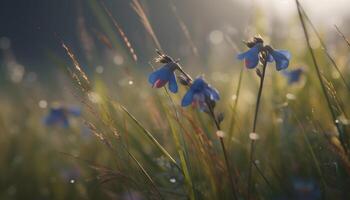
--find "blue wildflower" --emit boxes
[237,36,291,71]
[181,77,220,111]
[282,68,303,84]
[44,105,81,128]
[148,62,178,93]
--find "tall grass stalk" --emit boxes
[298,5,350,91]
[335,25,350,49]
[295,0,348,154]
[205,100,238,200]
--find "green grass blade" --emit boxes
[162,100,196,200]
[119,104,180,169]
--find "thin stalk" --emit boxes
[295,0,346,152]
[123,145,164,199]
[335,25,350,49]
[206,99,238,200]
[247,56,268,200]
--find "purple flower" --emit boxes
[237,41,291,71]
[148,62,178,93]
[181,77,220,111]
[282,68,303,84]
[44,105,81,128]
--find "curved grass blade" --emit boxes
[119,104,180,170]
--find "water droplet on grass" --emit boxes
[169,178,176,183]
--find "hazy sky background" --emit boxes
[0,0,349,72]
[253,0,349,26]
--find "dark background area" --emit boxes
[0,0,79,67]
[0,0,247,72]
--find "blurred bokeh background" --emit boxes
[1,0,350,199]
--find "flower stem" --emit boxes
[206,99,238,200]
[247,55,268,200]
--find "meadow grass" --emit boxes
[1,0,350,199]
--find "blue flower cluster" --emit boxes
[148,37,292,112]
[148,52,220,111]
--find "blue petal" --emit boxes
[148,66,171,84]
[271,50,291,71]
[267,54,274,62]
[206,87,220,101]
[278,50,291,60]
[237,44,261,68]
[190,77,204,91]
[168,72,178,93]
[181,90,194,107]
[237,52,247,60]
